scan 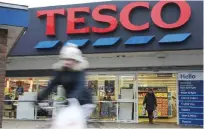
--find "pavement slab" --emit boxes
[1,120,203,129]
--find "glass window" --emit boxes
[34,77,52,120]
[3,73,147,122]
[86,75,98,97]
[87,75,117,121]
[4,77,34,119]
[90,102,100,119]
[3,77,53,120]
[118,102,134,121]
[97,75,117,101]
[97,101,116,121]
[118,76,135,100]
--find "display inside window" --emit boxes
[100,102,116,120]
[104,80,115,95]
[168,90,177,117]
[90,103,100,119]
[88,80,98,96]
[87,75,117,121]
[99,80,116,120]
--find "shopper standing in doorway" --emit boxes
[143,88,157,124]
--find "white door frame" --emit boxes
[117,73,136,123]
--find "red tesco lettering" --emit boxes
[37,9,65,35]
[37,1,191,36]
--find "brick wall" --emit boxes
[0,29,7,128]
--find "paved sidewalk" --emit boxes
[2,120,202,129]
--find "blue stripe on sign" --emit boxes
[35,40,60,49]
[179,118,203,121]
[92,37,120,46]
[159,33,191,43]
[0,7,29,27]
[179,95,203,96]
[65,39,89,47]
[179,101,203,103]
[124,36,154,45]
[179,106,203,108]
[179,112,204,114]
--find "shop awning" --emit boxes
[65,39,89,47]
[92,37,120,46]
[0,2,29,55]
[35,40,60,49]
[0,2,28,27]
[124,36,154,45]
[159,33,191,43]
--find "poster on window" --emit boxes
[178,72,203,126]
[104,80,115,96]
[88,80,98,96]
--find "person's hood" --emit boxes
[52,58,89,71]
[53,43,89,71]
[59,43,83,62]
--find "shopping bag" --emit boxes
[153,110,158,119]
[142,105,146,115]
[81,104,96,119]
[51,98,86,129]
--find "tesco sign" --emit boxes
[37,1,191,36]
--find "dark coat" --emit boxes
[143,93,157,111]
[37,70,93,105]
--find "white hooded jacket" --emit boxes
[52,43,89,71]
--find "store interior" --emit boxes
[3,73,177,123]
[137,73,177,123]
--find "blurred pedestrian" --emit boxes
[36,43,95,119]
[143,88,157,124]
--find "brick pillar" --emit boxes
[0,29,7,128]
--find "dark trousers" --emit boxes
[147,110,153,124]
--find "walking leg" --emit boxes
[147,110,153,124]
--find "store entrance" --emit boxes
[137,73,177,123]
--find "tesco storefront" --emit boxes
[4,1,203,126]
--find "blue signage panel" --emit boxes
[179,101,203,107]
[8,1,203,56]
[179,107,203,113]
[179,113,203,119]
[179,96,203,101]
[179,119,203,126]
[0,7,29,27]
[179,81,203,95]
[178,72,203,126]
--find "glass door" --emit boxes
[117,74,137,123]
[137,73,177,123]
